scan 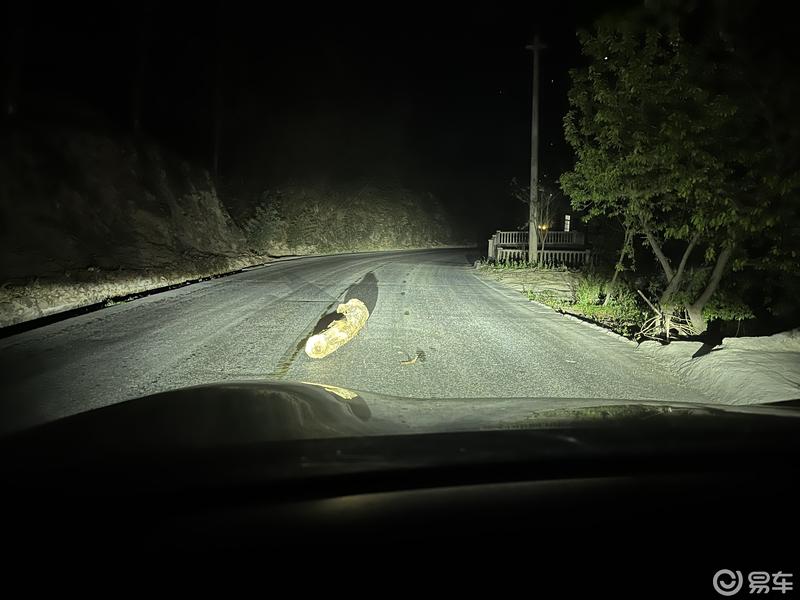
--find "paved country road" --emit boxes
[0,248,712,435]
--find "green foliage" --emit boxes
[559,3,800,325]
[570,295,646,336]
[672,267,755,322]
[701,293,754,322]
[574,272,606,305]
[531,272,648,337]
[577,286,645,336]
[560,10,747,246]
[609,287,645,320]
[527,289,565,308]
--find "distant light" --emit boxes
[604,56,608,60]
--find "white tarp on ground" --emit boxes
[638,329,800,405]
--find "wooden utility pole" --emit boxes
[526,35,546,264]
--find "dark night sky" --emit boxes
[4,1,638,234]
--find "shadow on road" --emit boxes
[312,272,379,335]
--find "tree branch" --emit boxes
[661,231,701,302]
[674,232,701,284]
[640,217,674,281]
[636,289,660,315]
[691,244,734,311]
[685,244,734,334]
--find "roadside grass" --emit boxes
[477,258,754,340]
[527,275,647,338]
[475,258,572,272]
[527,289,567,308]
[527,272,750,339]
[475,259,646,337]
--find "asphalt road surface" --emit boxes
[0,248,712,435]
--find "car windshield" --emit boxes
[0,1,798,438]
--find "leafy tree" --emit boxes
[561,5,799,335]
[510,177,567,260]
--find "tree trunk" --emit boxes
[639,221,676,337]
[659,232,700,306]
[639,221,705,339]
[686,244,733,334]
[640,221,700,309]
[685,304,706,336]
[640,218,674,281]
[604,227,633,306]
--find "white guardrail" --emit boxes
[493,230,585,247]
[495,247,593,267]
[488,230,592,267]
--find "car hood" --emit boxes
[3,380,799,451]
[3,380,800,497]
